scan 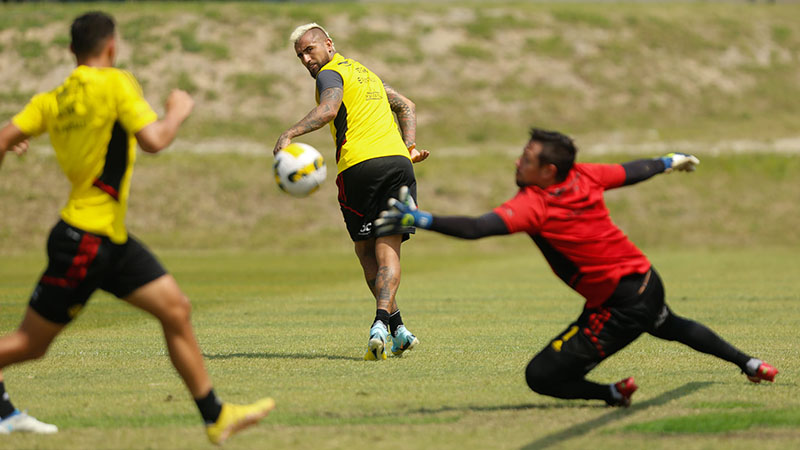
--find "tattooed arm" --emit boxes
[273,87,343,154]
[384,83,429,163]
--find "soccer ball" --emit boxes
[273,143,326,197]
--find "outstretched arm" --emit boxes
[374,186,509,239]
[622,152,700,186]
[273,87,342,154]
[136,89,194,154]
[384,83,429,163]
[0,122,30,169]
[428,213,509,239]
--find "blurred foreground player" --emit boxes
[0,12,274,443]
[376,128,778,406]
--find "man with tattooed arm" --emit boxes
[274,23,429,361]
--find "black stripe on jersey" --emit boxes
[531,234,583,288]
[333,103,348,163]
[92,121,128,201]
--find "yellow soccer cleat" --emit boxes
[363,322,389,361]
[206,397,275,445]
[364,342,388,360]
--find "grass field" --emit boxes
[1,244,798,449]
[2,1,800,448]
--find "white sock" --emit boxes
[745,358,763,376]
[609,384,622,402]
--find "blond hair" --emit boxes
[289,23,333,46]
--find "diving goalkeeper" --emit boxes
[375,128,777,407]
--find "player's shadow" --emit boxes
[412,402,607,415]
[203,352,361,361]
[519,381,712,450]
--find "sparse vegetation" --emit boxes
[0,3,798,146]
[227,72,282,98]
[173,23,229,60]
[16,39,44,59]
[175,71,198,94]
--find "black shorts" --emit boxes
[335,155,417,242]
[29,220,167,324]
[533,267,672,376]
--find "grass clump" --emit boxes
[16,39,45,60]
[174,23,229,60]
[452,43,492,60]
[551,8,613,28]
[227,73,282,98]
[346,28,394,52]
[175,72,199,95]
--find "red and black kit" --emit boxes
[30,220,167,324]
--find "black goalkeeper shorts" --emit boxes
[531,267,673,377]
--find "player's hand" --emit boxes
[165,89,194,122]
[374,186,432,234]
[10,139,29,156]
[273,133,291,155]
[410,146,430,163]
[660,152,700,173]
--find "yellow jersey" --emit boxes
[316,53,409,174]
[12,66,157,243]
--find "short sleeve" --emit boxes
[115,70,158,134]
[11,93,48,137]
[492,188,547,234]
[316,70,344,94]
[578,163,626,189]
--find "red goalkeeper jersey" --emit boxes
[493,163,651,308]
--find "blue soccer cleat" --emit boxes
[390,325,419,357]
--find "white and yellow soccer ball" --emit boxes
[273,143,326,198]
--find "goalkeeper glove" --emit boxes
[374,186,432,235]
[660,152,700,173]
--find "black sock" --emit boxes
[389,310,404,337]
[651,314,751,370]
[194,388,223,425]
[374,309,390,328]
[0,381,16,419]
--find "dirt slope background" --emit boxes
[1,2,798,253]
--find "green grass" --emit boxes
[16,39,44,59]
[622,409,800,434]
[452,43,493,60]
[173,23,230,60]
[227,72,283,98]
[0,246,797,449]
[175,71,199,94]
[346,29,395,52]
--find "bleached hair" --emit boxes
[289,23,333,46]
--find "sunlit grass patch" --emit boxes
[621,408,800,434]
